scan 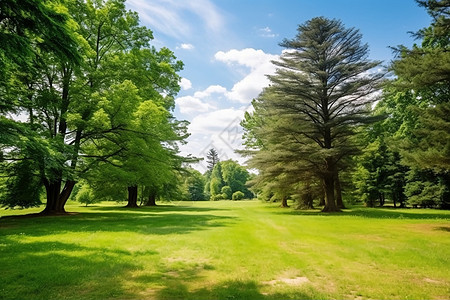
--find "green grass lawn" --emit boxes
[1,200,449,300]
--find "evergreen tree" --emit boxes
[386,0,450,208]
[206,148,220,172]
[242,17,383,211]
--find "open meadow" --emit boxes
[0,200,449,300]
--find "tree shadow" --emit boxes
[89,204,230,213]
[1,227,316,300]
[0,209,237,237]
[0,239,154,300]
[0,207,239,300]
[155,279,317,300]
[274,207,450,220]
[435,226,450,232]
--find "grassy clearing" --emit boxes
[1,200,449,299]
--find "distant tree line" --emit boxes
[352,0,450,209]
[181,149,254,202]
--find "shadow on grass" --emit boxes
[0,207,237,237]
[156,279,317,300]
[0,207,242,299]
[0,239,151,300]
[89,204,229,213]
[435,226,450,232]
[274,207,450,220]
[0,224,317,300]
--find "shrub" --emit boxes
[76,185,99,206]
[232,191,245,200]
[221,186,232,200]
[210,178,221,196]
[211,194,224,201]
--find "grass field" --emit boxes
[0,200,449,300]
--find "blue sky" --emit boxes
[125,0,431,172]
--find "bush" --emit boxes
[211,194,224,201]
[232,191,245,200]
[209,178,221,197]
[76,184,99,206]
[221,186,232,200]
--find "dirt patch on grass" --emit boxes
[263,269,310,286]
[351,234,384,241]
[263,276,310,286]
[165,271,180,278]
[423,277,443,284]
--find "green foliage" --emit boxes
[364,0,450,209]
[208,160,253,200]
[404,169,449,208]
[209,178,222,197]
[401,103,450,172]
[221,160,252,198]
[350,1,450,210]
[185,169,206,201]
[76,184,98,206]
[0,0,189,211]
[352,131,408,208]
[211,194,224,201]
[206,148,219,172]
[221,186,232,200]
[0,160,42,208]
[242,17,383,211]
[232,191,245,200]
[0,0,81,77]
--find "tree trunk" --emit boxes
[379,193,385,207]
[126,186,139,208]
[335,172,345,209]
[41,180,76,214]
[438,173,450,209]
[280,196,289,208]
[299,191,314,209]
[319,191,325,206]
[144,191,157,206]
[322,172,340,212]
[393,193,397,208]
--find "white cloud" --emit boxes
[215,48,276,69]
[180,43,194,50]
[175,85,228,115]
[193,85,227,98]
[180,107,250,171]
[126,0,225,39]
[176,48,281,170]
[179,78,192,90]
[189,108,244,134]
[215,48,279,103]
[184,1,224,33]
[258,26,278,38]
[175,96,215,114]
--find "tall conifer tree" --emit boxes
[206,148,220,172]
[242,17,383,211]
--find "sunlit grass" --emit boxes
[1,200,449,299]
